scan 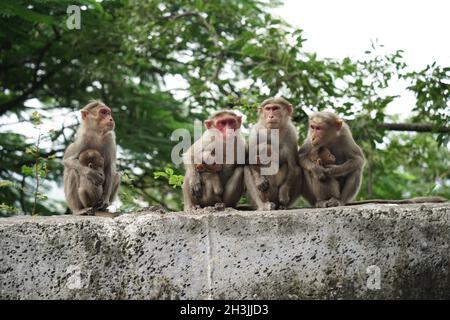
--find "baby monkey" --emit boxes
[78,149,105,208]
[308,146,340,207]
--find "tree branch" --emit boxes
[378,123,450,133]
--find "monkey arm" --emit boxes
[324,156,365,178]
[298,147,327,180]
[223,166,244,207]
[63,143,84,172]
[63,158,84,172]
[101,164,114,201]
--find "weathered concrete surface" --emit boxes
[0,203,449,299]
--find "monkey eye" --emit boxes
[216,119,236,128]
[101,109,111,115]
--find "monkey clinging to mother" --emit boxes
[63,100,120,215]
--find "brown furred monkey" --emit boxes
[299,111,365,207]
[244,97,302,210]
[308,146,340,207]
[78,149,105,208]
[182,110,245,210]
[63,100,120,214]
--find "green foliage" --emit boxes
[118,173,140,213]
[154,167,184,189]
[359,131,450,200]
[406,64,450,145]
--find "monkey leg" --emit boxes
[64,169,85,213]
[182,178,200,210]
[223,166,244,207]
[300,171,318,207]
[108,172,120,203]
[189,170,203,198]
[315,200,329,208]
[279,162,301,207]
[324,198,342,207]
[213,181,223,197]
[244,166,274,211]
[340,169,363,204]
[79,186,97,208]
[250,165,269,192]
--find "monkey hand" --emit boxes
[257,176,270,192]
[279,185,290,206]
[93,199,109,211]
[323,165,338,178]
[311,166,326,181]
[84,168,105,185]
[324,198,342,207]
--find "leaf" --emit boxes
[31,111,43,126]
[21,165,34,177]
[0,180,15,188]
[154,172,168,179]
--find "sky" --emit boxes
[272,0,450,118]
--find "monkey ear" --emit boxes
[236,116,242,127]
[81,110,89,120]
[335,120,343,131]
[205,119,213,129]
[257,107,263,113]
[286,104,293,116]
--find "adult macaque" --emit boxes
[78,149,105,208]
[63,100,120,214]
[182,110,245,210]
[244,97,302,210]
[308,146,340,207]
[250,144,289,209]
[299,111,365,207]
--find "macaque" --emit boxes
[299,111,365,207]
[78,149,105,208]
[244,97,302,210]
[308,146,340,207]
[309,146,335,167]
[182,110,245,210]
[63,100,120,214]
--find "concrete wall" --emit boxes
[1,203,449,299]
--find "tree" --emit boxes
[0,0,448,215]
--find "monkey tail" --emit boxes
[346,196,447,206]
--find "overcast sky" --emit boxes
[272,0,450,118]
[272,0,449,67]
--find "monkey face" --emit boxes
[96,106,115,131]
[82,104,115,132]
[79,149,105,170]
[309,115,343,147]
[319,149,336,165]
[259,103,292,129]
[205,114,242,138]
[309,121,335,146]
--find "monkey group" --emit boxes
[63,98,444,215]
[182,97,366,211]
